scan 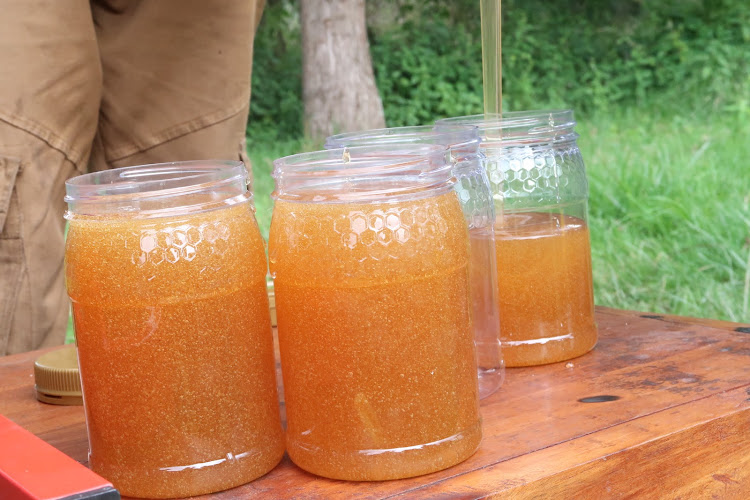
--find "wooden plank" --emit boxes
[389,385,750,499]
[215,310,750,499]
[598,306,750,333]
[1,308,749,499]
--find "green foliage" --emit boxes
[369,0,749,122]
[249,0,749,135]
[247,0,302,144]
[369,18,484,125]
[499,0,750,114]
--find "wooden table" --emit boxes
[2,307,750,499]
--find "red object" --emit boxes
[0,415,118,500]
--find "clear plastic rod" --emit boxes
[480,0,502,119]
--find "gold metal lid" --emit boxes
[34,345,83,406]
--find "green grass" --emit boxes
[247,108,750,323]
[580,108,749,322]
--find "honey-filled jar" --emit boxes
[437,111,598,367]
[269,145,481,481]
[325,125,503,399]
[64,162,284,498]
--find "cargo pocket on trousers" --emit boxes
[0,156,25,353]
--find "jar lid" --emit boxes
[34,345,83,406]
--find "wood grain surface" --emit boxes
[1,306,749,499]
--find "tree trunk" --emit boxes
[301,0,386,141]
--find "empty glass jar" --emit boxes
[325,125,503,399]
[437,110,598,367]
[269,145,481,481]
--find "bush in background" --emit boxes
[368,12,484,125]
[248,0,750,139]
[247,0,302,144]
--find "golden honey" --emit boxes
[270,190,481,481]
[436,109,597,367]
[324,126,504,399]
[491,212,597,366]
[66,203,284,498]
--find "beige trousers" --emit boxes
[0,0,264,355]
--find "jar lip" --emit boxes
[273,144,450,178]
[64,161,251,219]
[324,124,479,150]
[436,109,576,145]
[272,144,455,203]
[65,160,246,201]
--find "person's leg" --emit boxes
[0,0,102,355]
[89,0,265,178]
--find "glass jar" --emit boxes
[269,145,481,481]
[437,111,597,367]
[325,125,503,399]
[64,162,284,498]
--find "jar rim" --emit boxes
[272,144,455,203]
[436,109,577,146]
[65,160,246,199]
[324,124,479,151]
[65,160,250,219]
[273,144,450,178]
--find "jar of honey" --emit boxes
[325,125,503,399]
[437,111,597,367]
[269,145,481,481]
[64,162,284,498]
